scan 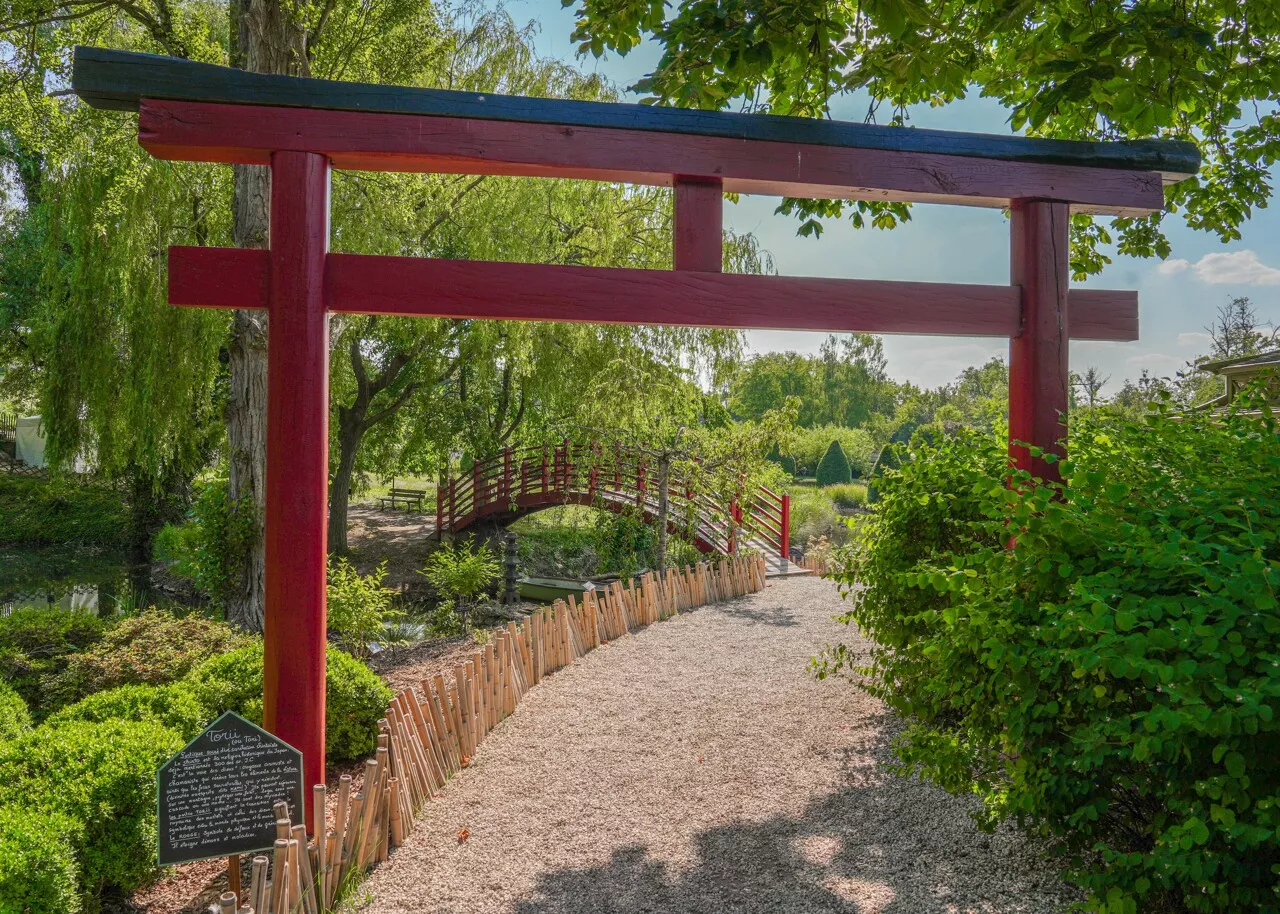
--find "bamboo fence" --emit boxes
[797,553,831,575]
[214,553,767,914]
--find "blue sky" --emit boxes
[499,0,1280,392]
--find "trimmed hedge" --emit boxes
[815,440,852,486]
[0,680,30,743]
[0,608,108,718]
[46,682,207,741]
[826,402,1280,912]
[45,609,249,711]
[0,719,183,900]
[0,804,82,914]
[185,642,393,761]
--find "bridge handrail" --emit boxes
[439,441,790,558]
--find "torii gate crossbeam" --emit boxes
[72,46,1199,829]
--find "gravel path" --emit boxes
[359,576,1076,914]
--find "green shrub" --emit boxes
[765,444,796,476]
[788,489,843,544]
[0,804,82,914]
[185,642,393,761]
[328,558,401,659]
[0,680,30,743]
[788,425,876,477]
[421,538,501,620]
[815,440,852,486]
[0,606,107,657]
[46,609,249,710]
[0,475,128,547]
[0,608,107,718]
[824,402,1280,912]
[0,719,183,900]
[823,482,867,510]
[152,474,256,604]
[46,683,207,741]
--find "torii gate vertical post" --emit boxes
[262,150,332,829]
[1009,200,1070,482]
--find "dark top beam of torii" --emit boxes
[72,46,1199,830]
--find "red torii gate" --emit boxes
[73,47,1198,827]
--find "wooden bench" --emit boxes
[379,487,427,512]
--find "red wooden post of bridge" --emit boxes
[780,494,791,558]
[503,447,512,503]
[72,45,1196,831]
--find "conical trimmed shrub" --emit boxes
[816,440,852,487]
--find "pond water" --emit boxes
[0,544,188,616]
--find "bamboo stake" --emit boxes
[219,891,238,914]
[270,839,289,914]
[379,783,392,861]
[340,793,363,885]
[291,826,318,914]
[389,777,404,848]
[250,856,268,914]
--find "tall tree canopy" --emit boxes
[564,0,1276,275]
[729,333,894,428]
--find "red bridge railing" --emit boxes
[437,442,790,558]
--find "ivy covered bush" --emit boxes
[185,641,393,760]
[824,401,1280,912]
[0,719,184,904]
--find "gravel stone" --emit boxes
[359,575,1077,914]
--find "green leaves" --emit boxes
[566,0,1279,275]
[823,404,1280,910]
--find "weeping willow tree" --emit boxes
[35,125,231,597]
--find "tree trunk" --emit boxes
[223,0,307,631]
[225,169,270,631]
[654,456,671,570]
[327,410,364,554]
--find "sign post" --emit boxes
[157,711,306,898]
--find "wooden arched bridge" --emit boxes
[436,442,791,560]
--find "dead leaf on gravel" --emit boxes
[458,828,471,844]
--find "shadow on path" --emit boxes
[513,732,1068,914]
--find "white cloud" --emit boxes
[1177,331,1213,348]
[1161,250,1280,285]
[1125,352,1184,374]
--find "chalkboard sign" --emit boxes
[157,711,304,865]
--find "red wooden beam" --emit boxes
[261,151,331,830]
[674,178,723,272]
[1009,200,1070,482]
[139,100,1166,216]
[167,246,1138,341]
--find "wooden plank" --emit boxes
[74,46,1200,179]
[674,178,723,272]
[167,246,1138,341]
[137,100,1166,215]
[1009,200,1070,482]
